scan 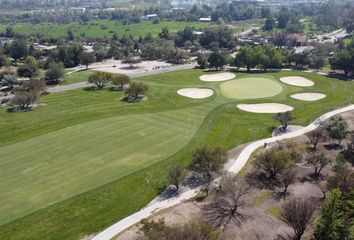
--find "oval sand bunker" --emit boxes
[199,72,235,82]
[237,103,294,113]
[280,76,314,87]
[177,88,214,99]
[291,93,326,101]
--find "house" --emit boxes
[199,17,211,22]
[142,14,159,20]
[288,34,308,47]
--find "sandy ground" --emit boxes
[199,72,236,82]
[177,88,214,99]
[291,93,326,101]
[237,103,294,114]
[280,76,314,87]
[67,59,196,78]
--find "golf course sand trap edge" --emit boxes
[177,88,214,99]
[280,76,314,87]
[199,72,236,82]
[237,103,294,113]
[291,93,326,101]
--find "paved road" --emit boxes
[92,104,354,240]
[48,63,196,93]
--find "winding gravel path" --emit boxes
[92,104,354,240]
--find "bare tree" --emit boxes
[306,153,331,177]
[280,198,315,240]
[204,174,249,228]
[167,165,186,191]
[274,111,294,130]
[306,127,325,151]
[327,165,354,197]
[280,169,296,195]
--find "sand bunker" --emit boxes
[177,88,214,99]
[291,93,326,101]
[280,76,314,87]
[237,103,294,113]
[199,72,235,82]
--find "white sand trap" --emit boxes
[199,72,235,82]
[291,93,326,101]
[177,88,214,99]
[237,103,294,113]
[280,76,314,87]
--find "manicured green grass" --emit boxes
[219,75,283,99]
[0,20,208,38]
[0,69,353,239]
[62,70,95,85]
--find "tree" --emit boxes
[11,90,39,110]
[159,27,170,40]
[327,166,354,197]
[190,146,227,194]
[123,56,142,69]
[167,165,186,191]
[330,48,354,76]
[254,147,298,179]
[326,117,348,146]
[45,62,65,84]
[2,74,18,90]
[203,174,249,228]
[88,72,113,89]
[111,74,131,91]
[307,127,325,151]
[258,45,283,72]
[7,38,28,60]
[274,111,294,130]
[80,52,96,70]
[280,198,315,240]
[197,54,209,69]
[339,135,354,166]
[125,82,148,102]
[17,56,38,78]
[263,17,276,31]
[313,189,352,240]
[306,153,331,177]
[208,50,229,70]
[233,46,258,72]
[280,169,296,195]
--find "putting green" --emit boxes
[220,77,283,99]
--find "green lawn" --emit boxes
[0,20,208,38]
[219,75,283,99]
[62,70,95,85]
[0,69,353,239]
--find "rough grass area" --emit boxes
[0,20,208,38]
[219,75,283,99]
[0,69,353,239]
